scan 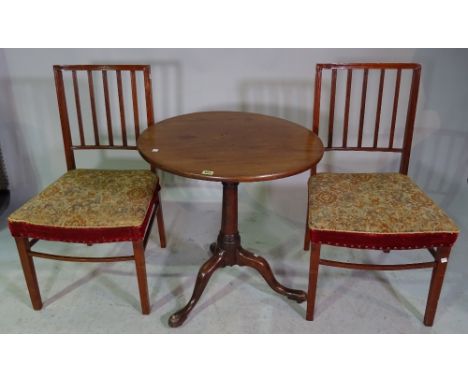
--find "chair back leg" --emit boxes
[133,240,151,315]
[156,192,167,248]
[306,242,321,320]
[15,237,43,310]
[424,246,451,326]
[303,203,311,251]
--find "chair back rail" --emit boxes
[312,63,421,174]
[53,65,154,170]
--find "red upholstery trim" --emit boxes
[9,190,159,244]
[310,229,458,250]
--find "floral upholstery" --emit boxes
[308,173,459,249]
[8,169,159,243]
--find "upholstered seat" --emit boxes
[308,173,459,250]
[9,169,159,243]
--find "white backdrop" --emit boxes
[0,48,466,230]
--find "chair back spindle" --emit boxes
[312,63,421,174]
[53,65,155,171]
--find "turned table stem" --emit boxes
[213,182,241,266]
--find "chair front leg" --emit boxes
[15,237,42,310]
[133,240,150,315]
[306,242,321,321]
[423,246,451,326]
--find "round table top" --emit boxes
[137,111,324,183]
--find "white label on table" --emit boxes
[152,148,159,153]
[202,170,214,175]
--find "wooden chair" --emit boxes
[8,65,167,314]
[304,63,459,326]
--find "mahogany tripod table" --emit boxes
[138,111,324,327]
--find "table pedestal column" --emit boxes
[168,182,306,328]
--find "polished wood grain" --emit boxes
[72,70,85,146]
[143,67,155,127]
[318,63,420,70]
[138,111,323,327]
[357,68,368,148]
[102,70,114,146]
[373,69,385,148]
[138,111,324,182]
[399,68,421,174]
[424,246,451,326]
[53,66,76,170]
[116,70,128,147]
[389,68,402,148]
[133,240,150,315]
[29,251,135,263]
[327,69,337,148]
[342,69,352,147]
[15,238,42,310]
[306,243,320,321]
[319,259,435,271]
[57,64,150,71]
[87,70,100,145]
[131,70,140,139]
